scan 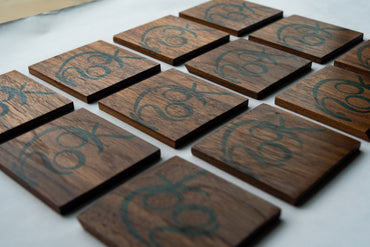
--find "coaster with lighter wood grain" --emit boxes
[0,108,160,214]
[192,104,360,205]
[113,15,229,65]
[0,70,73,143]
[249,15,363,64]
[185,39,311,99]
[335,40,370,77]
[78,156,281,247]
[99,69,248,148]
[275,65,370,141]
[29,40,160,103]
[179,0,283,36]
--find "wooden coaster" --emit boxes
[192,104,360,205]
[29,40,160,103]
[78,156,281,247]
[99,69,248,148]
[179,0,283,37]
[276,65,370,141]
[249,15,363,64]
[335,40,370,77]
[0,70,73,144]
[0,108,160,214]
[185,39,311,99]
[113,15,229,65]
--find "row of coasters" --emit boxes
[76,104,360,246]
[111,0,363,65]
[5,39,367,148]
[2,72,359,212]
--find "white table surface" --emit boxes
[0,0,369,246]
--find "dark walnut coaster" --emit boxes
[0,108,160,214]
[249,15,363,64]
[99,69,248,148]
[185,39,311,99]
[0,70,73,144]
[113,15,229,65]
[78,156,281,247]
[276,65,370,141]
[28,40,160,103]
[179,0,283,37]
[335,40,370,77]
[192,104,360,205]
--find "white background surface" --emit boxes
[0,0,369,246]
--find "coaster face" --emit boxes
[192,104,360,204]
[29,40,160,103]
[185,39,311,99]
[113,15,229,65]
[0,109,160,214]
[99,69,248,148]
[78,156,280,247]
[276,65,370,141]
[179,0,283,36]
[335,40,370,76]
[249,15,363,64]
[0,70,73,143]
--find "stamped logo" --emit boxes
[12,122,134,186]
[220,111,325,178]
[120,170,219,246]
[55,49,145,87]
[0,82,55,117]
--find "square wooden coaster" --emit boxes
[0,108,160,214]
[335,40,370,77]
[29,40,160,103]
[78,156,280,247]
[179,0,283,37]
[99,69,248,148]
[192,104,360,205]
[276,65,370,141]
[0,70,73,144]
[113,15,229,65]
[249,15,363,64]
[185,39,311,99]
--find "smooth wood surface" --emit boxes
[113,15,229,65]
[276,65,370,141]
[29,40,160,103]
[249,15,363,64]
[78,156,281,247]
[0,108,160,214]
[192,104,360,204]
[179,0,283,37]
[0,70,73,143]
[185,39,311,99]
[335,40,370,77]
[99,69,248,148]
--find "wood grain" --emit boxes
[29,40,160,103]
[179,0,283,37]
[335,40,370,77]
[0,108,160,214]
[192,104,360,205]
[113,15,229,65]
[99,69,248,148]
[185,39,311,99]
[78,156,280,247]
[249,15,363,64]
[0,70,73,144]
[276,65,370,141]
